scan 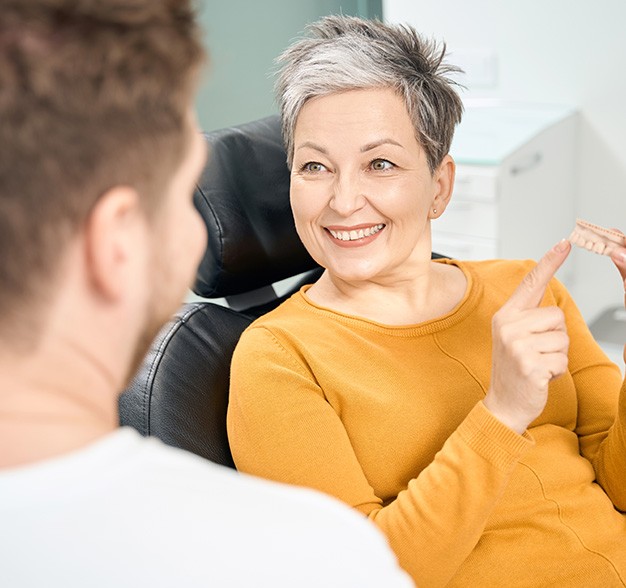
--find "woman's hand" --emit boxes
[484,240,572,434]
[609,239,626,302]
[609,238,626,362]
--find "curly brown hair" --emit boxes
[0,0,205,339]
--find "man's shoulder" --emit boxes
[1,429,411,586]
[106,432,415,585]
[129,433,412,583]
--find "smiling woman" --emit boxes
[227,14,626,588]
[289,87,459,315]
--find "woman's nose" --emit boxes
[329,174,366,216]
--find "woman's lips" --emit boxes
[325,223,385,247]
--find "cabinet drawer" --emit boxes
[436,199,497,239]
[453,165,498,201]
[431,233,497,261]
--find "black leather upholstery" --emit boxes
[119,303,250,467]
[193,115,319,299]
[119,115,320,467]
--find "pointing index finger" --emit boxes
[505,240,571,311]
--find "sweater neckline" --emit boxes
[293,259,483,337]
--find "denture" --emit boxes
[568,218,626,256]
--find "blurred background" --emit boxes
[194,0,626,365]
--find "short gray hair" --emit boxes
[275,15,464,173]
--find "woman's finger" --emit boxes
[527,330,570,355]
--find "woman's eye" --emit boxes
[302,162,327,173]
[371,159,394,171]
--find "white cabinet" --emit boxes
[432,104,577,284]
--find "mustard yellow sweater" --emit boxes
[228,259,626,587]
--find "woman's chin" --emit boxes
[326,264,383,284]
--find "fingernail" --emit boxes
[554,238,570,252]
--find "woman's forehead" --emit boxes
[294,88,416,151]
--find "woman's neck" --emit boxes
[306,261,468,326]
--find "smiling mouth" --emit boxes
[327,224,385,242]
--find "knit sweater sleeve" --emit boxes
[593,378,626,511]
[228,325,533,587]
[554,280,626,511]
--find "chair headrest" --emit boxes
[192,115,319,299]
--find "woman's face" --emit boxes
[290,87,453,285]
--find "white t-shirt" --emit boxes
[0,428,413,587]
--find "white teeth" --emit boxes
[328,224,384,242]
[568,219,626,257]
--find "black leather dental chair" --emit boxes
[119,115,321,468]
[119,114,446,469]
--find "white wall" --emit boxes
[384,0,626,323]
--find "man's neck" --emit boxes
[0,409,117,469]
[0,342,122,469]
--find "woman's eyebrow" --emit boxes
[295,141,328,154]
[361,138,403,152]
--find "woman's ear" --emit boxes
[82,186,146,301]
[429,154,455,219]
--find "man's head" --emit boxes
[0,0,206,355]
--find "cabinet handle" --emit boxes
[510,152,542,176]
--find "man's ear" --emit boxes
[429,155,455,219]
[83,186,146,301]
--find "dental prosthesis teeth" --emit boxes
[568,218,626,256]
